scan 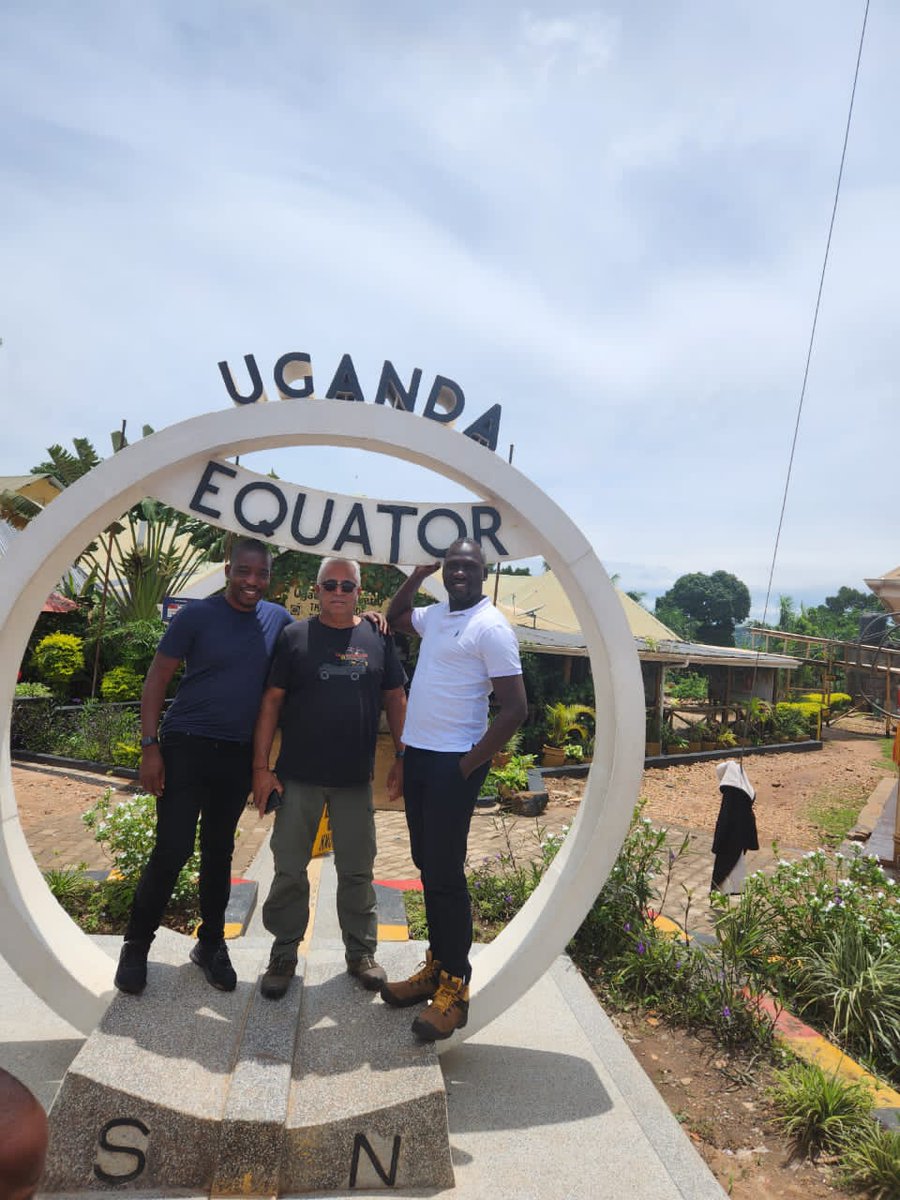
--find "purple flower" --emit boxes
[504,894,513,905]
[668,849,676,864]
[636,941,646,955]
[722,1006,731,1019]
[624,922,631,932]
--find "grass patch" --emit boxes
[402,890,428,940]
[806,790,865,847]
[878,736,896,766]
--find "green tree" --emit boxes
[656,571,750,647]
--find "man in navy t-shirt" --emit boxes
[114,537,292,996]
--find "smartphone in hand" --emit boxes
[265,789,283,814]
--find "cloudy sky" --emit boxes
[2,1,897,618]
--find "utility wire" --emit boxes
[758,0,868,633]
[744,1,870,737]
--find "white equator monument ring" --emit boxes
[0,402,645,1041]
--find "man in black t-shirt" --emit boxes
[251,557,406,999]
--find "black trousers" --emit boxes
[403,747,490,982]
[125,733,251,946]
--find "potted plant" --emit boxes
[716,728,737,750]
[542,702,594,767]
[488,753,536,799]
[686,723,702,753]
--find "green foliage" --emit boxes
[800,691,852,710]
[82,500,218,623]
[665,670,708,701]
[656,571,751,646]
[768,1061,873,1157]
[403,890,428,940]
[466,818,566,935]
[777,586,880,644]
[543,701,595,749]
[714,850,900,1084]
[92,617,164,676]
[806,793,864,848]
[100,665,143,702]
[32,632,85,695]
[788,918,900,1070]
[51,700,141,765]
[14,681,52,698]
[30,438,101,486]
[11,694,55,751]
[653,601,697,641]
[484,753,536,798]
[838,1118,900,1197]
[83,790,201,909]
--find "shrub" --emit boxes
[52,700,140,764]
[666,670,708,701]
[801,692,852,711]
[11,693,55,752]
[484,753,536,798]
[14,681,53,698]
[100,665,143,702]
[788,918,900,1071]
[714,850,900,1083]
[82,789,200,910]
[768,1061,873,1158]
[32,632,84,695]
[839,1118,900,1197]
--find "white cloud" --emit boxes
[1,1,898,608]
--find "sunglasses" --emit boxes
[320,579,357,593]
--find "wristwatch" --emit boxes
[140,736,160,749]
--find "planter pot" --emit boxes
[738,738,751,747]
[687,742,701,754]
[492,752,511,769]
[701,741,717,752]
[645,741,661,757]
[541,745,567,768]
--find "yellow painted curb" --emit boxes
[648,913,899,1111]
[377,923,409,942]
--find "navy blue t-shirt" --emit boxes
[159,596,292,743]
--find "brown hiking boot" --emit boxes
[411,971,469,1041]
[260,953,297,1000]
[346,955,387,990]
[379,951,441,1008]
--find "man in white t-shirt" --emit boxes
[380,538,527,1040]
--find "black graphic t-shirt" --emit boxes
[267,617,405,786]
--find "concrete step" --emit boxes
[43,930,452,1194]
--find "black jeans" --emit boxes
[402,747,490,982]
[125,733,252,946]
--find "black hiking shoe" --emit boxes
[115,940,149,994]
[190,940,237,991]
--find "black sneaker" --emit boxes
[347,955,387,991]
[115,941,149,994]
[189,940,237,992]
[260,953,297,1000]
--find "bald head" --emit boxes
[442,538,488,611]
[0,1070,48,1200]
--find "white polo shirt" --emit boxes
[402,596,523,753]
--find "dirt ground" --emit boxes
[614,1011,856,1200]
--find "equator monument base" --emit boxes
[44,931,454,1194]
